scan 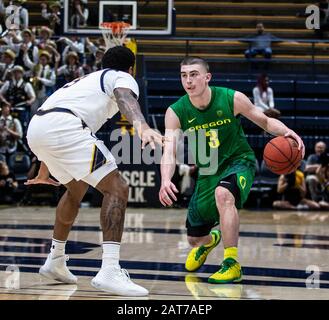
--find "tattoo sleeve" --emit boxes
[114,87,147,126]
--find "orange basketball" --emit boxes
[263,136,303,175]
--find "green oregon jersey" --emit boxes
[170,86,256,177]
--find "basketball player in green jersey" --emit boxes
[159,57,304,283]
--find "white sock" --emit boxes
[102,241,120,268]
[50,238,66,258]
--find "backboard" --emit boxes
[62,0,174,37]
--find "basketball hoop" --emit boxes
[99,21,131,49]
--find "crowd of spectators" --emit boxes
[0,0,107,204]
[0,0,105,131]
[273,141,329,211]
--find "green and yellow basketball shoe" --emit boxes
[185,230,221,272]
[208,257,242,284]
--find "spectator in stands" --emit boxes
[24,50,56,114]
[13,0,29,29]
[253,73,281,118]
[56,51,84,84]
[85,37,106,72]
[0,65,36,132]
[0,49,16,86]
[92,46,106,72]
[315,152,329,209]
[0,26,22,49]
[305,141,327,201]
[58,35,85,63]
[273,168,321,210]
[70,0,89,28]
[41,1,62,36]
[13,29,39,70]
[43,40,61,71]
[244,23,280,59]
[0,160,18,204]
[0,102,23,161]
[35,26,53,50]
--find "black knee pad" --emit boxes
[217,174,240,207]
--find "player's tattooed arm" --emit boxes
[114,87,148,128]
[114,87,165,148]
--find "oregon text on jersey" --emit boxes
[187,118,232,131]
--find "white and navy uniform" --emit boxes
[27,69,139,187]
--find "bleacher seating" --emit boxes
[146,76,329,115]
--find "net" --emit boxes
[99,21,131,49]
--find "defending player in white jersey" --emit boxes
[25,46,164,296]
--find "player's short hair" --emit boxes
[180,56,209,72]
[102,46,135,72]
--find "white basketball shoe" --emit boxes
[39,254,78,284]
[91,265,149,296]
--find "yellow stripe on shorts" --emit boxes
[90,144,107,173]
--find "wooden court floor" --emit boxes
[0,206,328,300]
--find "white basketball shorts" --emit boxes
[27,111,117,187]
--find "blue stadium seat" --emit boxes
[211,79,254,92]
[148,96,180,112]
[147,78,182,91]
[275,98,295,111]
[280,116,295,128]
[260,159,279,187]
[256,160,279,207]
[296,99,329,112]
[295,81,329,95]
[246,134,271,149]
[295,116,329,130]
[270,80,295,94]
[8,153,31,184]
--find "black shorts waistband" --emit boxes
[36,107,76,117]
[36,107,88,129]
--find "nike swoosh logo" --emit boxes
[219,181,231,185]
[188,118,196,123]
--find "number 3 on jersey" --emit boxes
[205,130,220,148]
